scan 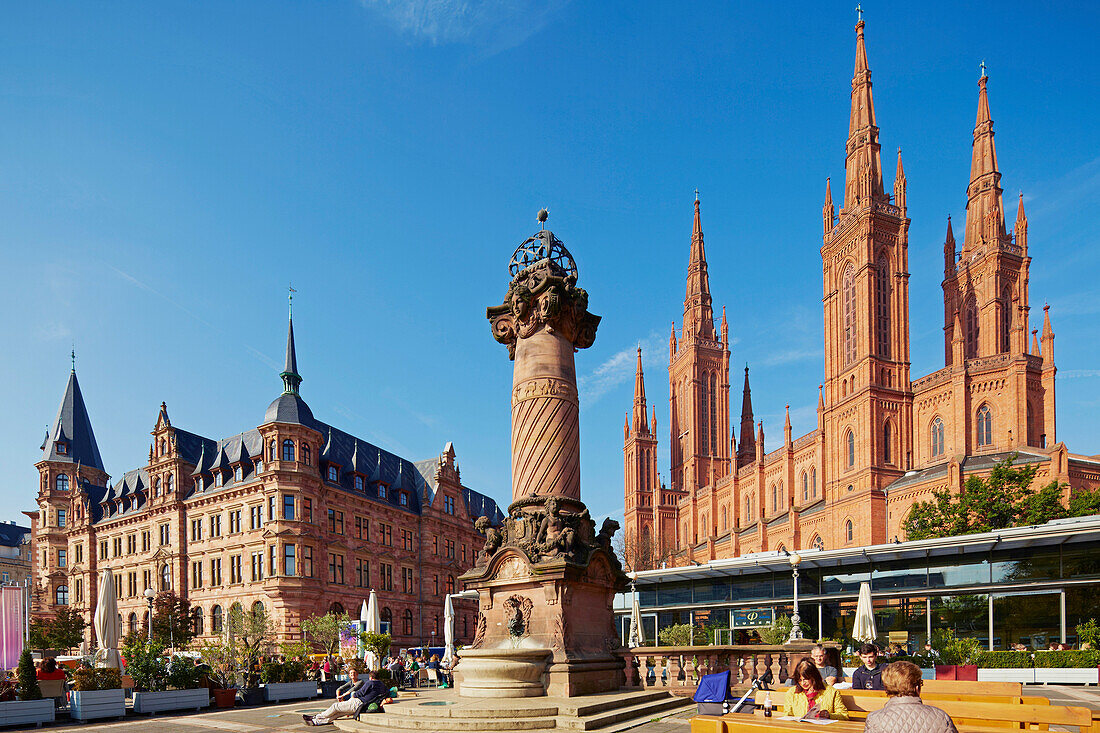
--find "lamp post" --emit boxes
[143,588,156,641]
[788,554,803,642]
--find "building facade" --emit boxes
[30,313,504,649]
[0,523,32,587]
[624,19,1100,567]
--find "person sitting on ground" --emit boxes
[303,668,388,726]
[785,659,848,721]
[36,658,66,681]
[809,645,839,686]
[851,643,887,690]
[865,661,957,733]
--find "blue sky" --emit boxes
[2,1,1099,529]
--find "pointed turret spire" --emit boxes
[632,347,649,434]
[42,367,105,470]
[720,306,729,345]
[944,216,956,273]
[894,148,907,209]
[823,178,835,234]
[669,322,677,362]
[683,196,715,338]
[1041,304,1055,365]
[281,309,302,395]
[1031,328,1040,356]
[843,16,886,209]
[1015,193,1028,251]
[951,308,965,365]
[963,69,1007,252]
[737,366,756,460]
[784,404,792,445]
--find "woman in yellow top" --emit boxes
[784,659,849,720]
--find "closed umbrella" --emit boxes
[442,594,456,665]
[364,589,380,671]
[853,582,877,644]
[628,589,643,648]
[93,569,122,669]
[359,600,369,659]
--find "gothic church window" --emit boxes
[1001,286,1012,353]
[930,417,945,458]
[875,256,890,358]
[883,422,892,464]
[977,405,993,447]
[811,467,817,498]
[811,535,825,551]
[710,372,718,455]
[701,372,709,458]
[721,506,727,531]
[771,485,777,512]
[801,472,808,502]
[846,430,855,468]
[843,264,857,365]
[845,520,854,543]
[965,298,979,358]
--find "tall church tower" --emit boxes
[820,17,912,547]
[669,196,731,516]
[624,348,667,567]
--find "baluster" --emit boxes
[667,654,683,686]
[624,652,637,687]
[684,655,696,685]
[654,655,665,688]
[768,652,781,685]
[740,653,753,684]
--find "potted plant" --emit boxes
[262,657,316,702]
[932,630,981,681]
[302,613,355,697]
[226,604,275,706]
[125,638,209,715]
[70,666,125,721]
[198,640,239,709]
[0,649,55,727]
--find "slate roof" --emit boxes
[41,370,105,471]
[0,523,30,548]
[885,450,1048,493]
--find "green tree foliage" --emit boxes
[226,604,275,688]
[1076,618,1100,649]
[150,591,199,648]
[27,609,87,652]
[122,637,169,692]
[361,632,391,668]
[302,612,353,663]
[16,648,41,700]
[27,618,51,652]
[758,615,811,645]
[656,623,712,646]
[903,455,1094,541]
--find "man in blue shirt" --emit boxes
[850,643,886,690]
[304,669,389,726]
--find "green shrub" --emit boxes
[1076,619,1100,649]
[72,667,122,691]
[973,651,1032,668]
[1032,650,1100,668]
[931,629,981,666]
[657,623,710,647]
[123,638,169,692]
[260,661,283,684]
[16,649,41,700]
[166,655,204,689]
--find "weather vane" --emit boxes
[288,283,296,315]
[71,346,75,372]
[856,4,863,21]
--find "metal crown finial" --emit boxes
[856,3,863,21]
[694,188,699,201]
[71,347,76,372]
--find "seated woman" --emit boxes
[784,659,848,721]
[36,658,67,681]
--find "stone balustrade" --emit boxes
[621,644,818,691]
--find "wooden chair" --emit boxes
[37,679,67,708]
[425,668,440,688]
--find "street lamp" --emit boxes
[143,588,156,641]
[788,553,803,642]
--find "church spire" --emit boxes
[281,308,302,396]
[1015,193,1028,252]
[737,366,755,461]
[683,195,714,338]
[894,148,907,209]
[844,16,886,209]
[823,178,835,234]
[944,216,956,274]
[963,68,1007,252]
[632,347,649,434]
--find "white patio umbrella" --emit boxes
[364,589,380,671]
[853,581,877,644]
[442,594,456,665]
[359,600,370,660]
[628,589,643,648]
[92,569,122,669]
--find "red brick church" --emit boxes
[623,18,1100,567]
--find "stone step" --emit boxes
[337,714,559,731]
[386,701,560,719]
[557,689,679,717]
[556,694,693,731]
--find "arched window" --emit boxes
[281,439,295,462]
[302,444,311,466]
[380,607,392,635]
[811,467,817,498]
[771,485,777,512]
[193,607,204,635]
[159,439,166,456]
[328,466,338,482]
[701,372,709,461]
[354,476,364,491]
[710,372,718,455]
[1001,285,1012,353]
[128,612,138,633]
[1027,403,1035,446]
[801,472,808,502]
[977,405,993,447]
[329,602,345,615]
[160,564,171,591]
[876,255,890,358]
[845,520,854,543]
[883,421,892,464]
[166,474,173,493]
[251,601,265,619]
[846,430,855,468]
[154,478,161,497]
[55,585,68,606]
[270,441,277,461]
[931,417,945,458]
[965,297,979,358]
[447,575,455,594]
[55,474,69,492]
[403,609,414,636]
[744,496,751,520]
[721,506,728,531]
[211,605,223,634]
[843,264,857,365]
[811,535,825,551]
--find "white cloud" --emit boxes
[361,0,570,56]
[1060,369,1100,380]
[760,347,823,367]
[579,332,663,403]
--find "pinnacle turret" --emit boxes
[963,71,1008,253]
[41,367,105,471]
[683,197,714,339]
[843,18,886,209]
[632,347,649,434]
[823,178,835,234]
[737,366,755,462]
[894,148,906,209]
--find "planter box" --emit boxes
[935,664,978,681]
[263,681,318,702]
[0,699,55,728]
[978,668,1036,684]
[71,689,125,721]
[239,688,264,706]
[133,688,210,715]
[1034,668,1099,685]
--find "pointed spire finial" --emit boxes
[694,188,699,202]
[281,296,302,396]
[856,3,863,21]
[70,347,76,373]
[288,283,296,316]
[980,59,987,79]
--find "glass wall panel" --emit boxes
[731,573,774,601]
[658,581,692,606]
[927,554,989,588]
[1066,587,1100,647]
[820,565,870,595]
[638,585,657,608]
[873,596,929,654]
[932,595,988,645]
[797,568,820,596]
[873,558,928,591]
[774,572,793,599]
[991,547,1058,584]
[692,607,731,643]
[993,592,1059,650]
[694,577,731,603]
[1061,543,1100,579]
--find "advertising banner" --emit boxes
[0,586,24,669]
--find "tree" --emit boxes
[614,527,674,573]
[361,632,391,670]
[16,648,41,700]
[150,591,198,648]
[1069,486,1100,517]
[50,607,87,653]
[903,454,1083,541]
[302,612,353,665]
[27,618,52,652]
[227,604,276,688]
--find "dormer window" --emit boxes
[327,466,338,482]
[195,478,202,492]
[399,492,408,507]
[56,442,67,455]
[55,474,69,492]
[235,466,243,482]
[214,473,223,487]
[378,484,388,499]
[254,460,263,474]
[354,476,364,492]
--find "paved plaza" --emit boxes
[15,685,1099,733]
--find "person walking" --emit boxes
[865,661,957,733]
[303,669,388,726]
